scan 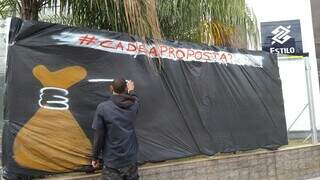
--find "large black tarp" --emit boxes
[2,18,287,177]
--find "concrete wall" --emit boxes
[47,144,320,180]
[0,19,7,136]
[0,19,7,73]
[0,19,8,170]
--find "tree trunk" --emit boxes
[21,0,40,21]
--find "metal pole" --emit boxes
[304,57,318,144]
[287,103,308,132]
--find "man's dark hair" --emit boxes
[112,78,127,94]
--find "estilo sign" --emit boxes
[261,20,303,55]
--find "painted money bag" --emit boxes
[13,65,92,172]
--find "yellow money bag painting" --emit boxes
[13,65,92,172]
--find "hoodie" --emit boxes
[92,91,139,169]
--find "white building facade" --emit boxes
[246,0,320,135]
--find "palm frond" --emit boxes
[158,0,259,48]
[0,0,19,18]
[44,0,161,40]
[0,0,259,49]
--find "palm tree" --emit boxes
[0,0,44,20]
[157,0,258,47]
[0,0,258,48]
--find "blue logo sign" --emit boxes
[261,20,303,55]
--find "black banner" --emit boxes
[2,18,287,177]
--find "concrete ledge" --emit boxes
[44,144,320,180]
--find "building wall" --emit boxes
[311,0,320,78]
[311,0,320,59]
[246,0,320,131]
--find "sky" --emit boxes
[246,0,303,22]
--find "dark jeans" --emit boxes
[101,164,139,180]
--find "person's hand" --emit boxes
[127,80,135,92]
[92,160,99,169]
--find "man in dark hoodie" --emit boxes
[91,78,139,180]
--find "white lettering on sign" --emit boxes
[270,47,295,54]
